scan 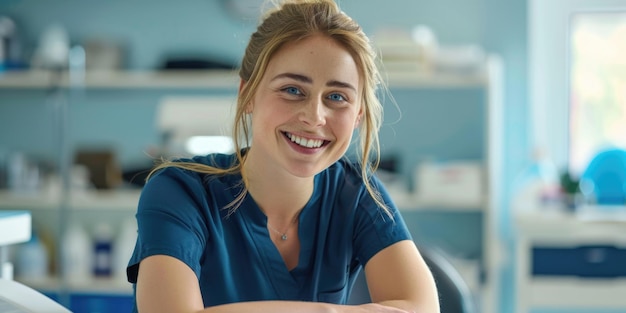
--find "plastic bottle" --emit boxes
[15,230,49,281]
[61,222,92,283]
[92,223,113,278]
[113,218,138,282]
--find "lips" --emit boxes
[284,132,329,148]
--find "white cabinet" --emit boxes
[515,211,626,313]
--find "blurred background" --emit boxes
[0,0,625,313]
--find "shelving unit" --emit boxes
[0,57,503,313]
[0,190,139,295]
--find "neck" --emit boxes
[243,152,314,219]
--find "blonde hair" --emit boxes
[149,0,391,216]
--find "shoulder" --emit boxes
[321,159,396,217]
[138,154,242,222]
[168,152,237,166]
[145,153,239,197]
[318,158,388,211]
[189,153,237,169]
[322,158,384,192]
[151,153,236,179]
[324,158,363,183]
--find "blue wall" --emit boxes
[0,0,496,173]
[1,0,487,70]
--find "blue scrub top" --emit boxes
[127,153,411,310]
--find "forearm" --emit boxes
[376,300,412,311]
[199,301,414,313]
[377,299,439,313]
[200,301,334,313]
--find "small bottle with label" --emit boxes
[93,223,113,278]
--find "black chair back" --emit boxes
[347,244,478,313]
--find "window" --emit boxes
[530,0,626,178]
[569,11,626,176]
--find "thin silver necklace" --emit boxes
[267,214,299,241]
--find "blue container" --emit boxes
[580,148,626,205]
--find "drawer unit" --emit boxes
[532,245,626,277]
[70,294,134,313]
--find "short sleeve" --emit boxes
[352,175,412,266]
[127,167,209,283]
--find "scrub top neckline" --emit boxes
[239,174,322,298]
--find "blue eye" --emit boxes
[327,93,345,102]
[283,86,301,95]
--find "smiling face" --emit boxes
[244,34,362,179]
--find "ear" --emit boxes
[355,109,363,129]
[239,79,246,93]
[239,79,253,113]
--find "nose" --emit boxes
[299,97,326,127]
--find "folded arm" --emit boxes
[364,240,440,313]
[136,240,438,313]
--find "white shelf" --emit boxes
[17,276,132,295]
[384,69,487,88]
[0,68,486,90]
[0,69,240,89]
[0,188,484,213]
[398,202,485,212]
[514,210,626,245]
[0,190,141,211]
[389,189,485,212]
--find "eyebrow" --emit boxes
[271,72,357,92]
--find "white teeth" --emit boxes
[287,133,323,148]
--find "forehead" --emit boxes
[264,35,361,84]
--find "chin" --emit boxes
[290,157,341,178]
[288,167,323,178]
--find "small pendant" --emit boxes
[281,234,288,240]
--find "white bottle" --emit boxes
[15,231,48,281]
[113,218,138,282]
[61,222,92,283]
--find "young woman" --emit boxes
[127,1,440,312]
